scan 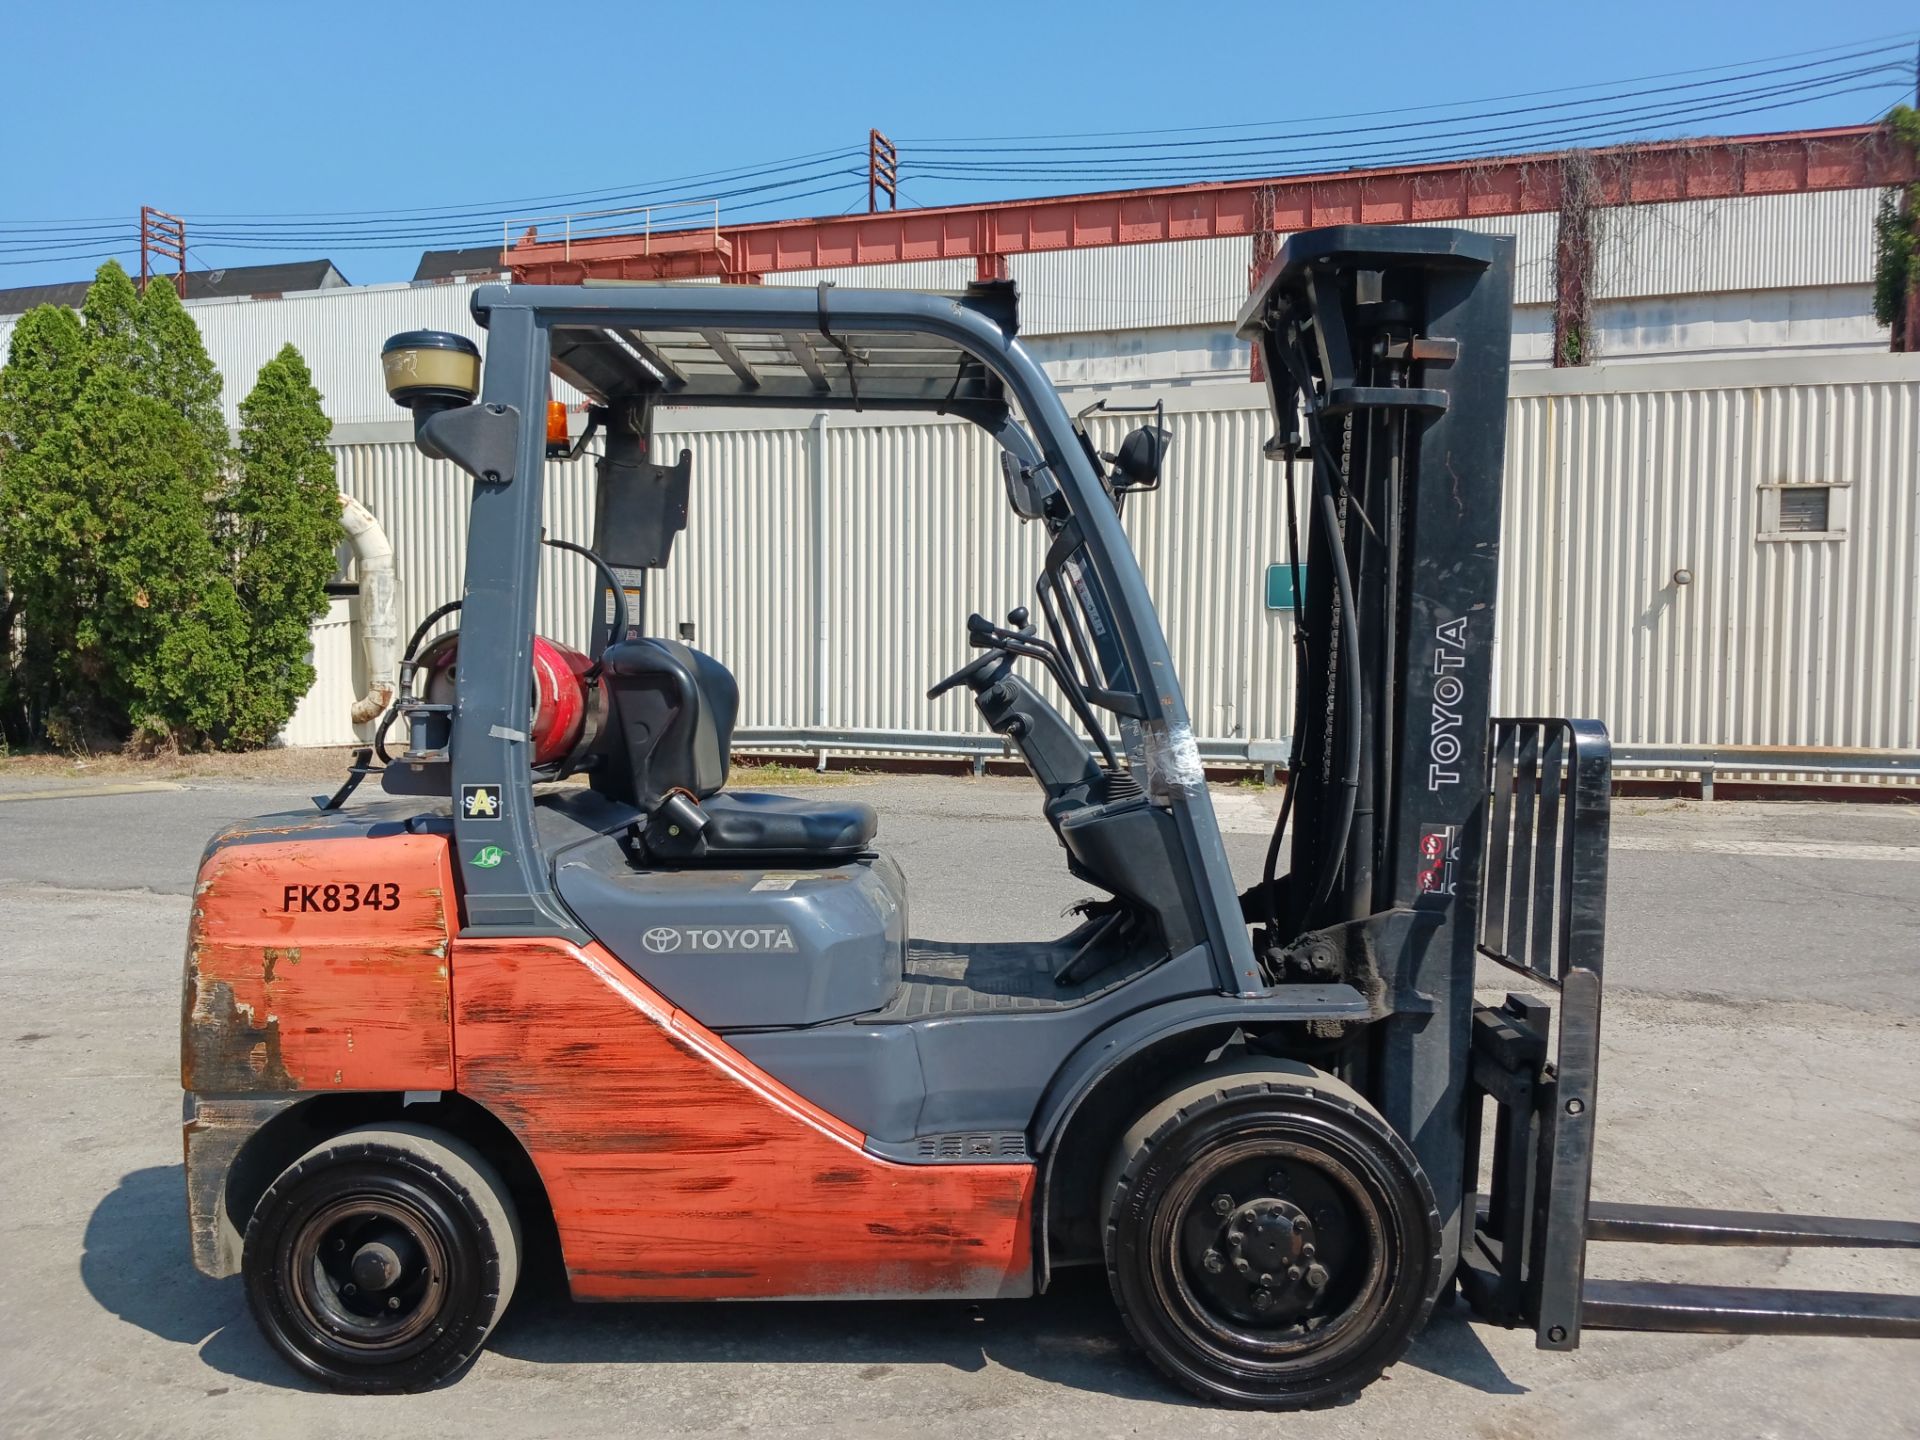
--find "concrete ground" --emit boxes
[1,770,1916,1439]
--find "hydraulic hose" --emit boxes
[1261,453,1310,940]
[1309,478,1364,917]
[1269,338,1365,922]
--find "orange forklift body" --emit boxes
[183,827,1034,1302]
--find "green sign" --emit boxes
[472,845,505,870]
[1265,563,1306,611]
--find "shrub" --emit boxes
[0,261,340,750]
[223,344,343,747]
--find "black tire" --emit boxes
[1102,1060,1441,1409]
[242,1122,521,1393]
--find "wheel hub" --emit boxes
[1194,1183,1337,1325]
[348,1237,409,1293]
[293,1199,446,1347]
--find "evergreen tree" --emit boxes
[0,304,103,740]
[0,260,252,747]
[139,275,229,463]
[49,364,250,745]
[79,260,143,376]
[0,261,344,750]
[225,344,342,747]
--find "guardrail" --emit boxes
[731,726,1290,776]
[731,727,1918,794]
[501,199,723,266]
[1609,744,1920,798]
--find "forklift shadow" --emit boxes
[83,1167,1523,1399]
[81,1165,311,1389]
[486,1265,1189,1401]
[487,1267,1526,1402]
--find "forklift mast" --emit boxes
[1238,226,1515,1274]
[1243,227,1920,1350]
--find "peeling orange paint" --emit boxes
[181,833,457,1093]
[453,937,1036,1303]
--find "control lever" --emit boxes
[926,607,1030,700]
[968,611,1119,770]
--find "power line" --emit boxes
[0,166,867,254]
[902,47,1908,162]
[899,80,1906,189]
[898,30,1919,144]
[900,69,1908,183]
[0,144,866,231]
[0,33,1908,274]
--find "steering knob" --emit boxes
[1008,606,1030,630]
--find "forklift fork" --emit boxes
[1459,718,1920,1346]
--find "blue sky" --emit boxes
[1,2,1913,288]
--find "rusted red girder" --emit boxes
[506,125,1915,286]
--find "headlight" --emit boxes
[381,330,480,411]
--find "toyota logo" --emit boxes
[641,927,683,954]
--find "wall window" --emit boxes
[1758,481,1846,541]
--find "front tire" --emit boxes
[242,1123,521,1393]
[1102,1061,1441,1409]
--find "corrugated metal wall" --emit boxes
[1010,237,1256,336]
[1498,360,1918,750]
[308,352,1918,759]
[1595,188,1887,299]
[280,598,362,747]
[5,188,1889,423]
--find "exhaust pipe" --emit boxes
[338,493,397,725]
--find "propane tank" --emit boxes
[416,633,600,771]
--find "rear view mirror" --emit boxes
[1000,449,1045,522]
[1110,424,1171,491]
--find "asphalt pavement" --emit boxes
[1,771,1916,1439]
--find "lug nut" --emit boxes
[1202,1250,1224,1274]
[342,1283,356,1296]
[387,1295,401,1310]
[1259,1272,1274,1287]
[1287,1266,1303,1282]
[1293,1217,1309,1233]
[1301,1243,1315,1259]
[1212,1194,1235,1215]
[1234,1257,1252,1275]
[1252,1289,1275,1312]
[1306,1263,1329,1288]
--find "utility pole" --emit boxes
[139,207,187,295]
[867,130,898,213]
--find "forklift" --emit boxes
[179,226,1920,1406]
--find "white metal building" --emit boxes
[4,184,1916,770]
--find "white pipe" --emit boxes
[338,493,398,725]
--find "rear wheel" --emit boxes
[242,1123,521,1393]
[1102,1062,1440,1409]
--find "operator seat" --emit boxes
[592,638,878,863]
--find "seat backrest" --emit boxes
[591,638,738,809]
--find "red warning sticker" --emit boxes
[1417,824,1460,897]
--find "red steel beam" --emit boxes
[507,126,1916,285]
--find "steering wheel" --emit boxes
[926,649,1006,700]
[925,606,1034,700]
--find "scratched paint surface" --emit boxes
[452,938,1036,1302]
[182,833,457,1092]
